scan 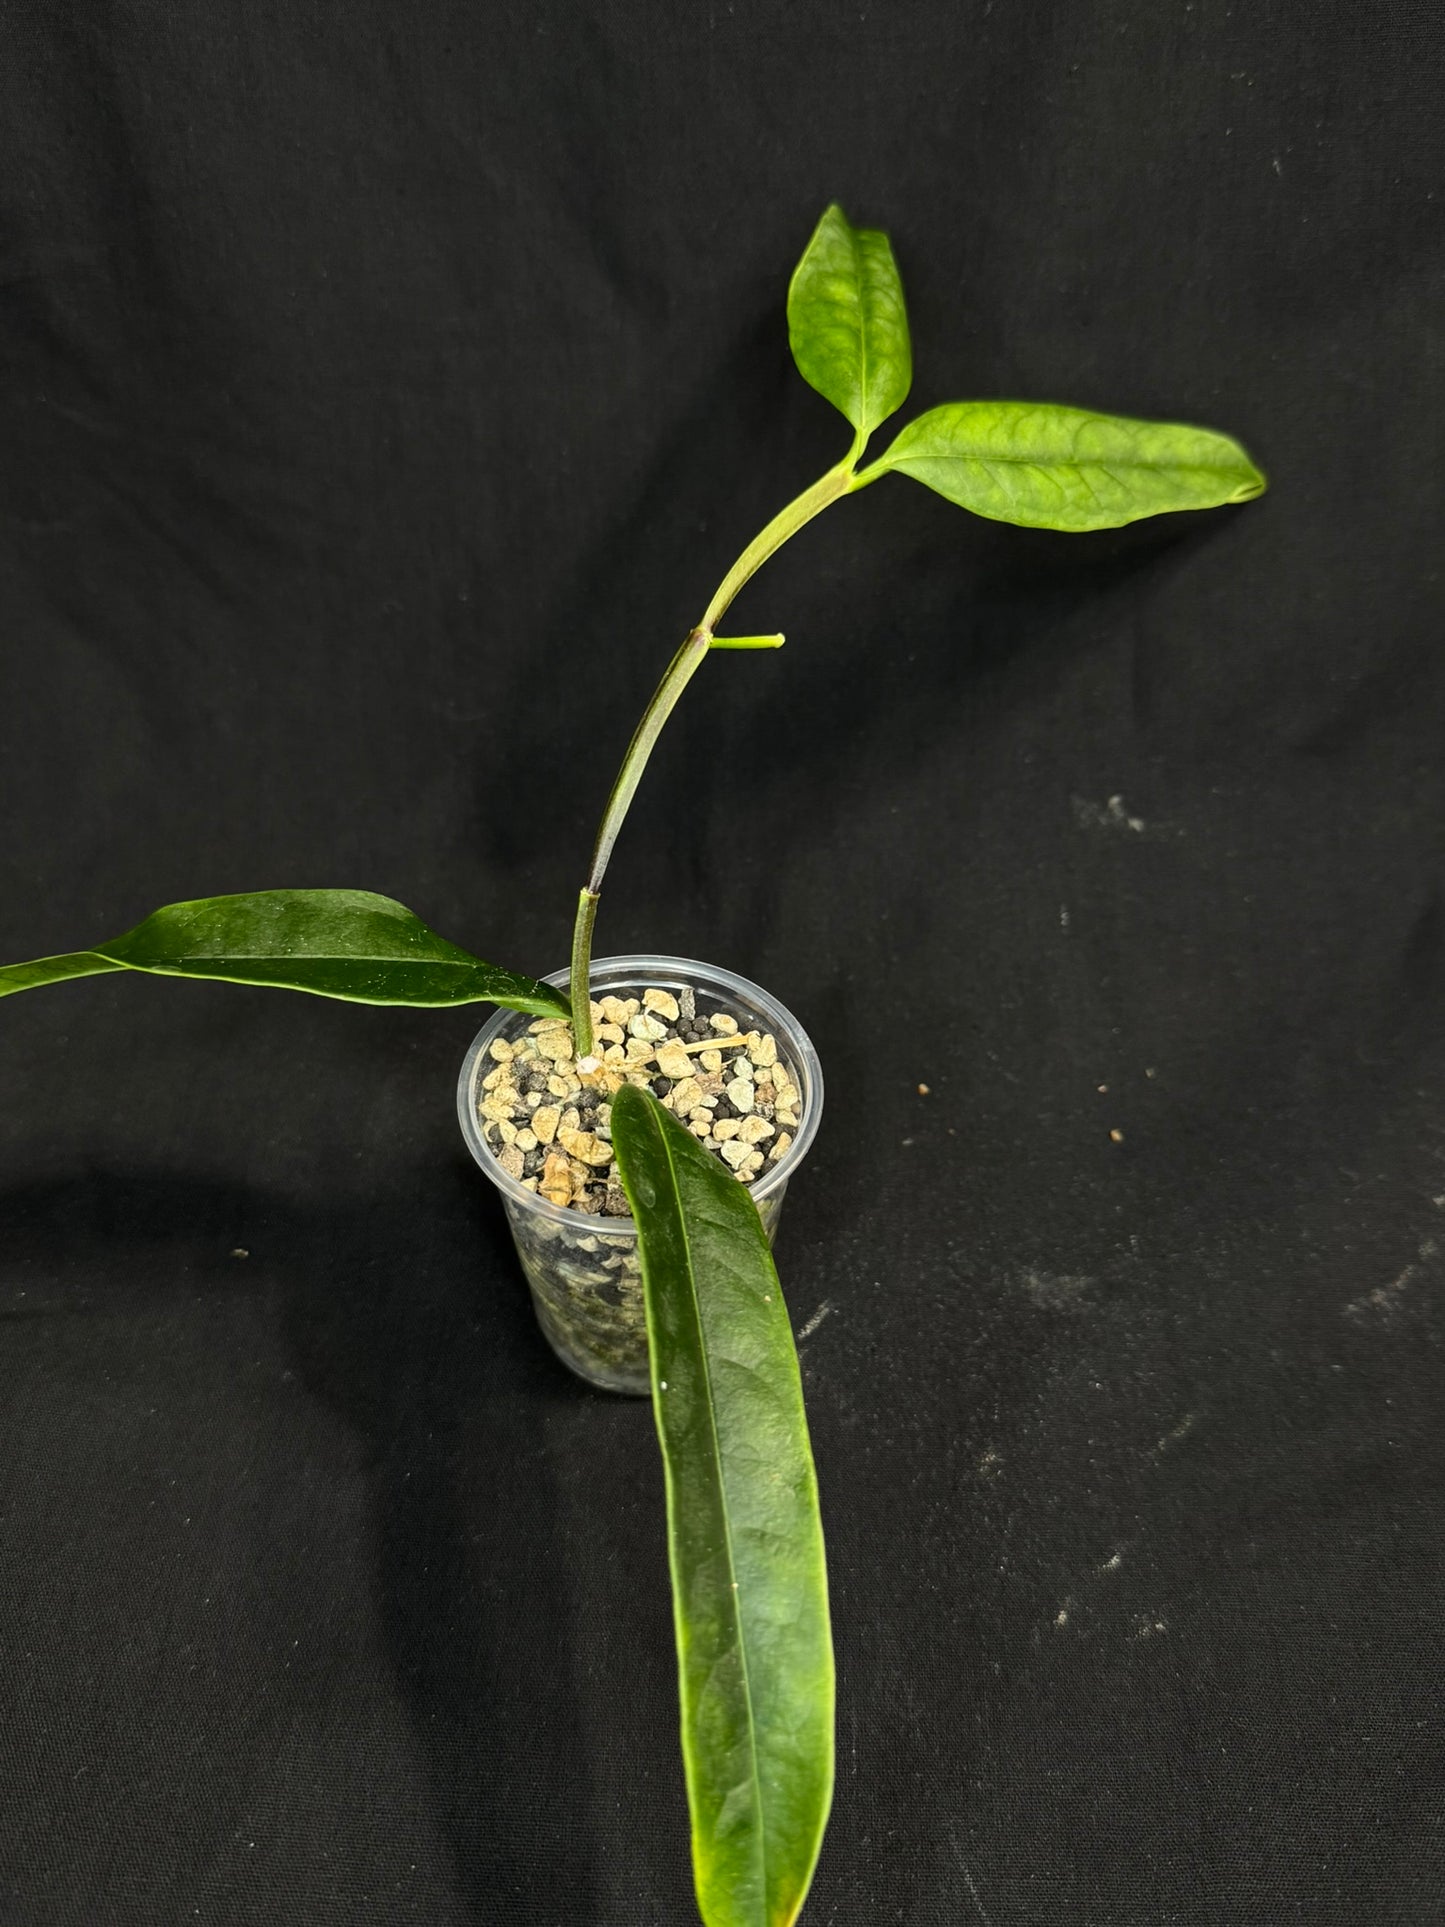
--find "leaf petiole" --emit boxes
[848,457,889,491]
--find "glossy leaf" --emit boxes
[0,889,569,1016]
[866,400,1266,530]
[788,202,911,442]
[610,1084,833,1927]
[0,950,123,996]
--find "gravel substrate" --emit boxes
[476,982,800,1215]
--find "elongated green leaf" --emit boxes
[788,202,911,442]
[0,950,123,996]
[0,889,568,1016]
[610,1084,833,1927]
[865,399,1266,530]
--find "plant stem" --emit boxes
[699,460,853,632]
[567,456,854,1057]
[569,887,599,1050]
[568,626,711,1054]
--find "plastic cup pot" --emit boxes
[458,954,824,1395]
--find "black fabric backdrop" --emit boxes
[1,4,1442,1923]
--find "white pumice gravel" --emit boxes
[726,1078,755,1113]
[477,990,800,1213]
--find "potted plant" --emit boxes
[0,204,1264,1926]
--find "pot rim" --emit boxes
[457,952,824,1232]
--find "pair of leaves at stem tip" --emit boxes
[788,201,1266,531]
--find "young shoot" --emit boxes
[563,201,1265,1057]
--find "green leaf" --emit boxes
[0,950,124,997]
[788,202,911,443]
[610,1084,833,1927]
[0,889,568,1017]
[864,400,1266,531]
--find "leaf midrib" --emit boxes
[94,951,536,1009]
[113,948,480,969]
[848,221,869,432]
[655,1108,769,1913]
[892,450,1249,475]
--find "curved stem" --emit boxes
[569,626,712,1057]
[585,627,714,899]
[567,453,855,1055]
[700,459,853,633]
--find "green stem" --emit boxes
[700,460,853,632]
[569,626,712,1058]
[569,887,600,1054]
[567,455,854,1055]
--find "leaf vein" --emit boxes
[652,1108,771,1906]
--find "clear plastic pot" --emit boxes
[458,954,824,1395]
